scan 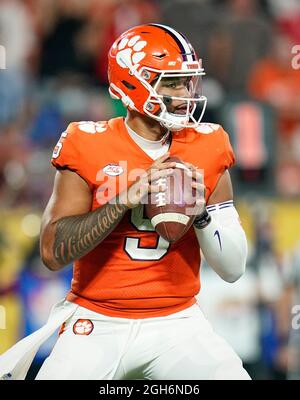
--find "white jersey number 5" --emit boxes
[124,205,170,261]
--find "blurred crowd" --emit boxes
[0,0,300,380]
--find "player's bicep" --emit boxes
[207,169,233,205]
[41,169,92,227]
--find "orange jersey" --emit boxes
[51,117,235,318]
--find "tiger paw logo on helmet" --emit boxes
[116,35,147,71]
[73,319,94,335]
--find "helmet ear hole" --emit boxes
[122,80,136,90]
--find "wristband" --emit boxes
[193,208,211,229]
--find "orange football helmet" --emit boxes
[108,23,207,131]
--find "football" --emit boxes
[145,156,197,243]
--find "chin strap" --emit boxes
[159,111,188,131]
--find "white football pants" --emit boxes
[36,303,251,380]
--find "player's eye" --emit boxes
[167,82,177,88]
[162,80,177,88]
[163,80,182,88]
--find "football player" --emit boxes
[1,24,250,380]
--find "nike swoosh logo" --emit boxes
[214,230,222,251]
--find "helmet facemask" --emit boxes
[109,64,207,131]
[141,68,207,131]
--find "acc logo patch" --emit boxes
[103,163,124,176]
[73,319,94,335]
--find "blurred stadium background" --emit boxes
[0,0,300,380]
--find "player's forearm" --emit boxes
[42,199,128,271]
[194,205,247,283]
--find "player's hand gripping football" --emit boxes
[184,162,206,217]
[118,152,176,209]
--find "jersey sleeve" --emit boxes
[222,127,235,170]
[51,122,93,189]
[205,125,236,201]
